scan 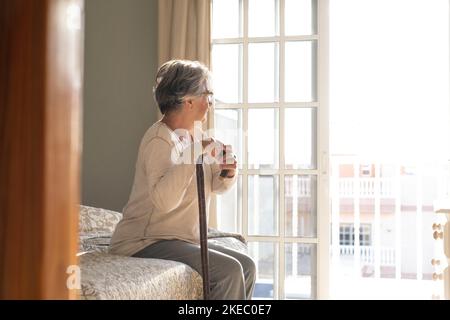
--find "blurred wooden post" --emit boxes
[0,0,83,299]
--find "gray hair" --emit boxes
[153,60,211,115]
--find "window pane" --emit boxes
[248,175,279,236]
[248,42,279,103]
[248,0,279,37]
[216,176,242,233]
[285,175,317,237]
[212,44,242,103]
[248,108,279,169]
[214,109,243,169]
[285,41,316,102]
[285,243,317,299]
[285,108,317,169]
[248,242,277,299]
[212,0,241,39]
[285,0,317,36]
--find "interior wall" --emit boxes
[82,0,158,212]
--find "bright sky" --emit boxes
[330,0,450,163]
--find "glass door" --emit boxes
[211,0,330,299]
[329,0,450,299]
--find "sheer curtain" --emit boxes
[158,0,218,227]
[157,0,211,126]
[158,0,210,66]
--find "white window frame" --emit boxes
[211,0,329,299]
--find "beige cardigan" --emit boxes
[109,121,237,256]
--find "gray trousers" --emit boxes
[133,239,256,300]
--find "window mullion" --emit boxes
[215,102,319,109]
[212,35,318,44]
[317,0,330,299]
[242,0,249,245]
[278,0,286,300]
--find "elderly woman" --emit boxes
[110,60,256,300]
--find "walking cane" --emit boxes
[195,156,210,300]
[196,148,230,300]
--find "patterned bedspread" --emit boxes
[78,205,247,300]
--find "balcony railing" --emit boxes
[287,176,449,200]
[338,178,395,198]
[330,156,450,281]
[339,245,396,266]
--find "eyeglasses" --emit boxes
[201,90,214,105]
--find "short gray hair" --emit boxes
[153,60,211,115]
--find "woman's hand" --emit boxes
[201,139,237,177]
[219,144,237,178]
[201,138,215,151]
